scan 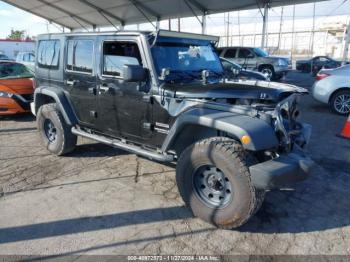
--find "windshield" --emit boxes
[0,63,33,79]
[253,48,268,57]
[151,37,223,81]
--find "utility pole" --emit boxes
[178,18,181,32]
[168,19,171,31]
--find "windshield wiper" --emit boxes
[165,70,201,83]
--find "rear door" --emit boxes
[64,37,98,127]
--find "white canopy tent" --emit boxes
[2,0,330,50]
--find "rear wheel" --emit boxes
[37,103,77,155]
[330,90,350,115]
[176,137,262,229]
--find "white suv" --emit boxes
[16,52,35,72]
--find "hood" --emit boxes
[0,78,34,94]
[163,81,307,103]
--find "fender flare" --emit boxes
[162,107,279,152]
[34,86,78,126]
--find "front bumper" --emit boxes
[249,146,314,190]
[274,64,291,74]
[0,95,31,115]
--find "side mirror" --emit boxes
[123,64,147,82]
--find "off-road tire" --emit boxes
[37,103,77,155]
[176,137,261,229]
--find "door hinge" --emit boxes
[88,87,97,95]
[90,111,98,118]
[143,122,153,131]
[142,95,153,104]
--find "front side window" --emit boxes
[66,40,94,73]
[37,40,60,69]
[238,48,254,59]
[102,41,142,77]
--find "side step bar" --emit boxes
[71,127,174,162]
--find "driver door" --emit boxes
[236,48,256,70]
[96,38,152,143]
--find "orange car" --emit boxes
[0,61,34,115]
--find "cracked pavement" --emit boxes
[0,71,349,256]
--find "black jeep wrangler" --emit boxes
[32,30,314,229]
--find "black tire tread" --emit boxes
[176,137,260,229]
[37,103,77,156]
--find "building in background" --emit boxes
[0,39,35,60]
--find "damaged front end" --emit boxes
[249,93,315,190]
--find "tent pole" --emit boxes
[342,23,350,65]
[202,13,207,34]
[261,2,269,49]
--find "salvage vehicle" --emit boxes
[216,46,290,80]
[220,57,268,81]
[32,30,314,229]
[312,65,350,115]
[0,61,34,115]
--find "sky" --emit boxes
[0,0,350,38]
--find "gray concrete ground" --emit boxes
[0,71,349,256]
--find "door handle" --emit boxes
[99,84,111,94]
[66,79,79,86]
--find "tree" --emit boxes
[7,29,26,40]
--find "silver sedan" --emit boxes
[312,65,350,115]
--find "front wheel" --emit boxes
[37,103,77,155]
[259,65,275,80]
[176,137,262,229]
[330,90,350,115]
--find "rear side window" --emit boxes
[66,40,94,74]
[224,48,237,59]
[37,40,60,69]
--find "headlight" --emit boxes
[278,59,287,66]
[0,91,13,98]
